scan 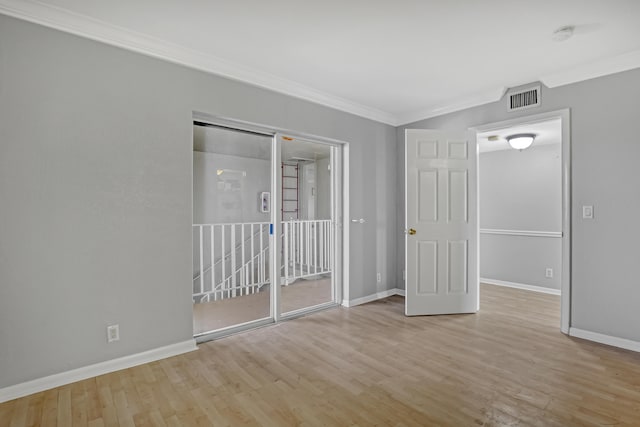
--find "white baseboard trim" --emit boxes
[0,339,197,403]
[480,278,561,296]
[342,288,404,307]
[569,328,640,353]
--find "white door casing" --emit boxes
[405,129,478,315]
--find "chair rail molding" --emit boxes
[480,228,562,238]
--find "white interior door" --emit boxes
[405,129,478,316]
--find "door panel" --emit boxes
[448,170,468,222]
[417,241,438,294]
[448,240,468,294]
[405,129,478,316]
[418,169,438,222]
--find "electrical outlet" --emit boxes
[545,268,553,278]
[377,273,382,283]
[107,324,120,343]
[582,205,593,219]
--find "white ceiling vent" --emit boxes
[507,86,540,111]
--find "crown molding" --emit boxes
[540,49,640,88]
[0,0,398,126]
[396,86,507,126]
[2,0,639,128]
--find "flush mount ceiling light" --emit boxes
[552,25,575,42]
[506,133,536,150]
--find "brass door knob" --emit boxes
[408,228,416,235]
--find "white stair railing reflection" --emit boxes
[193,222,270,303]
[193,220,333,303]
[282,219,333,285]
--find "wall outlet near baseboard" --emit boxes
[376,273,381,283]
[545,268,553,278]
[107,324,120,343]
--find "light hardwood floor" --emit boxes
[3,284,640,426]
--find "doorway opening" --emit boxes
[191,117,346,341]
[473,110,571,333]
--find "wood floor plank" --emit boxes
[3,284,640,425]
[39,389,58,427]
[55,388,71,427]
[7,397,26,427]
[0,401,14,427]
[23,393,44,427]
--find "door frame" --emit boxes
[470,108,571,334]
[191,112,349,339]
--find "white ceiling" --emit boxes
[3,0,640,125]
[477,118,561,153]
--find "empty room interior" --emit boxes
[1,1,640,425]
[478,118,563,296]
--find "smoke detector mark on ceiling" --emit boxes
[552,26,575,42]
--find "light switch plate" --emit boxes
[582,205,594,219]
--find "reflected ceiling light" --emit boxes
[506,133,536,150]
[217,169,246,176]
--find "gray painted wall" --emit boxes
[397,68,640,342]
[480,144,561,231]
[480,144,562,289]
[480,234,561,289]
[0,15,397,388]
